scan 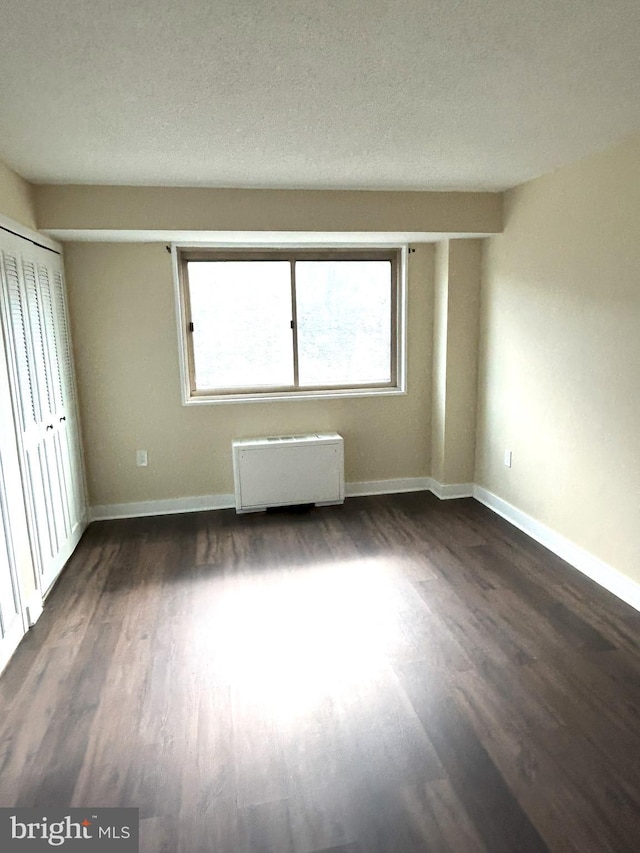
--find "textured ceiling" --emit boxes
[1,0,639,190]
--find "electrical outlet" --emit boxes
[504,449,512,468]
[136,450,148,467]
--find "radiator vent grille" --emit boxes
[232,432,344,513]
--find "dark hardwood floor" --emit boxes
[1,493,639,852]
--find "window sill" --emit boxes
[183,385,407,405]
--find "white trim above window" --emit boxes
[172,243,408,405]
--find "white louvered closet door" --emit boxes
[0,232,86,595]
[36,262,75,545]
[50,265,84,538]
[22,257,69,589]
[0,467,24,670]
[1,248,55,587]
[0,347,25,673]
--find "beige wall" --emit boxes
[432,240,482,485]
[431,242,449,483]
[36,185,502,234]
[443,240,482,483]
[476,133,640,582]
[64,242,434,506]
[0,159,36,231]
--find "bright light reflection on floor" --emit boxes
[195,557,403,721]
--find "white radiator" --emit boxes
[232,433,345,513]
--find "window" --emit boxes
[175,248,405,403]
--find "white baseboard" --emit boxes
[473,485,640,613]
[346,477,432,497]
[90,493,236,521]
[430,480,475,500]
[25,591,43,627]
[91,479,435,520]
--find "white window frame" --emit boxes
[172,243,408,405]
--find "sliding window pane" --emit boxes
[188,261,293,390]
[295,261,392,387]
